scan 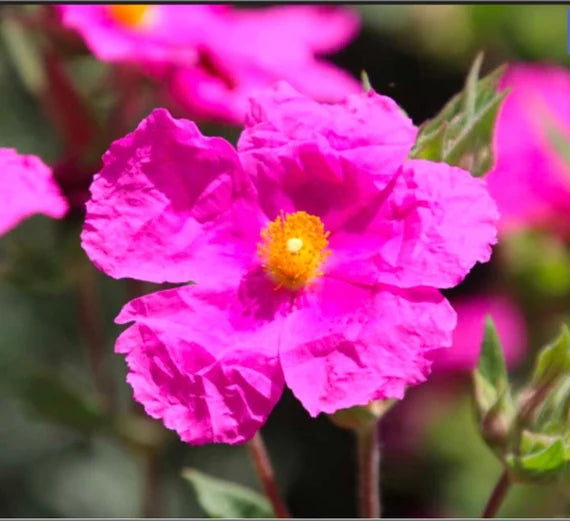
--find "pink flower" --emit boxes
[57,4,361,124]
[486,64,570,235]
[57,4,224,64]
[429,294,527,372]
[0,148,68,235]
[82,83,499,444]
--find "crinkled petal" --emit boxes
[369,159,499,289]
[280,276,455,416]
[238,81,417,177]
[0,148,68,235]
[115,277,289,445]
[81,108,263,284]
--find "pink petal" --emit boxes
[371,159,499,289]
[486,64,570,234]
[115,278,288,445]
[0,148,68,235]
[239,82,417,176]
[160,57,361,126]
[279,276,456,416]
[57,5,224,64]
[227,5,360,56]
[81,108,263,284]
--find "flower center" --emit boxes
[108,5,152,28]
[258,211,331,290]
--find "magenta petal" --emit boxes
[57,5,223,64]
[486,64,570,233]
[228,5,360,56]
[82,108,262,284]
[373,159,499,289]
[115,282,286,445]
[238,82,417,177]
[0,148,68,235]
[280,277,455,416]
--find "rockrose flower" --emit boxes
[486,64,570,235]
[57,4,361,123]
[0,148,68,236]
[81,83,499,444]
[429,294,527,372]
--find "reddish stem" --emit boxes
[247,432,291,518]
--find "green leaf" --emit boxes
[410,53,508,177]
[542,114,570,171]
[532,324,570,387]
[18,372,106,432]
[535,376,570,434]
[473,318,514,452]
[328,398,396,431]
[361,70,372,93]
[461,51,483,119]
[182,468,274,518]
[507,438,568,483]
[477,317,509,394]
[0,16,46,96]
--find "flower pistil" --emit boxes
[258,211,331,290]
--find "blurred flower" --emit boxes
[0,148,68,236]
[486,63,570,235]
[429,294,527,372]
[57,4,361,123]
[57,4,223,63]
[81,83,498,444]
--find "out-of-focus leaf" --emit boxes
[361,70,372,93]
[182,468,274,519]
[1,17,46,95]
[535,376,570,434]
[2,241,71,293]
[531,324,570,387]
[19,371,106,432]
[503,231,570,297]
[410,53,507,177]
[328,398,396,431]
[473,317,514,450]
[473,317,509,412]
[507,437,568,483]
[542,114,570,171]
[0,32,60,159]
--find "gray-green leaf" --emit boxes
[532,324,570,387]
[182,468,274,518]
[410,52,508,177]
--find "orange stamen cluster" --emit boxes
[108,5,151,28]
[258,211,331,290]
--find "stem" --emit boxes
[482,469,511,518]
[356,422,381,518]
[75,259,115,414]
[142,448,161,518]
[247,432,290,518]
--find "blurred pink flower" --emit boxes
[58,4,361,123]
[0,148,68,235]
[81,83,498,444]
[486,63,570,235]
[429,294,527,372]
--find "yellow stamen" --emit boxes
[108,5,151,28]
[258,211,331,290]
